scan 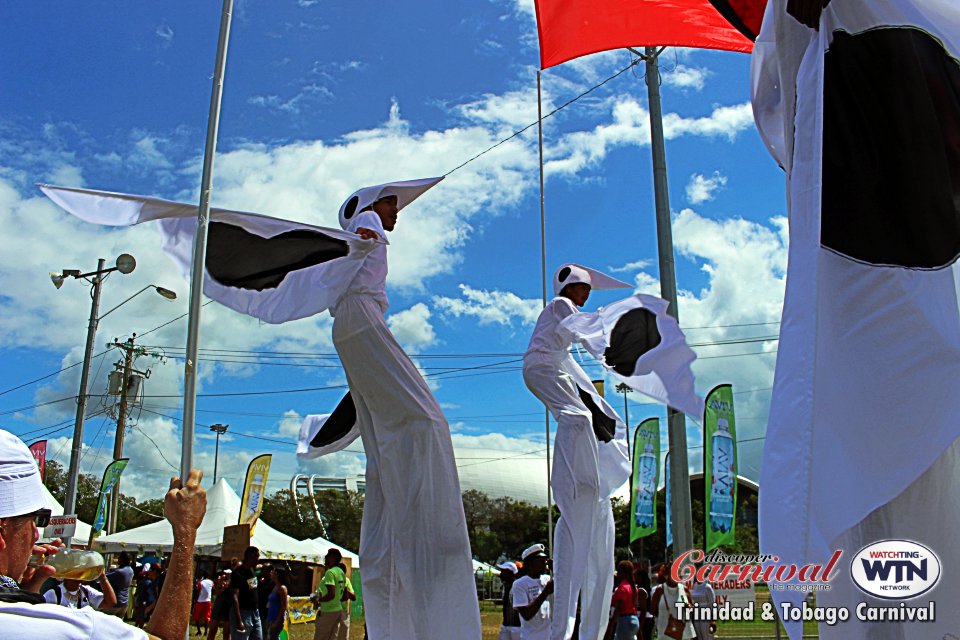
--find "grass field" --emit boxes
[283,596,821,639]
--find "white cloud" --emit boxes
[433,285,541,327]
[247,84,335,115]
[507,0,536,18]
[387,303,437,350]
[457,88,543,132]
[155,23,173,45]
[686,171,728,204]
[663,65,709,91]
[131,133,173,169]
[277,410,303,437]
[672,209,787,469]
[609,259,652,273]
[545,99,754,177]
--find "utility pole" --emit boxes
[210,424,229,483]
[107,336,135,535]
[106,334,165,534]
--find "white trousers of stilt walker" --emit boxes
[333,294,482,640]
[523,358,622,640]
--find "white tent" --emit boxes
[308,536,360,569]
[472,559,495,574]
[95,479,353,564]
[40,484,93,543]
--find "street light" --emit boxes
[52,254,176,544]
[210,423,229,483]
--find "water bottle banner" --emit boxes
[704,383,737,552]
[630,418,660,543]
[240,453,273,535]
[92,458,129,535]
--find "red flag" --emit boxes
[28,440,46,480]
[534,0,767,69]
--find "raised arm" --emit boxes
[514,580,554,621]
[96,569,117,610]
[143,471,207,640]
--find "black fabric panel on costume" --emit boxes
[310,393,356,448]
[577,386,615,443]
[206,222,350,290]
[822,28,960,269]
[707,0,764,42]
[604,308,662,376]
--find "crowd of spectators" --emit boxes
[0,427,364,640]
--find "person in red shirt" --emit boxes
[609,561,639,640]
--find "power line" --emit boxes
[129,425,179,471]
[444,58,644,176]
[0,395,79,417]
[682,320,780,330]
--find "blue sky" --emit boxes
[0,0,787,504]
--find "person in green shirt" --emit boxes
[312,550,345,640]
[337,562,355,640]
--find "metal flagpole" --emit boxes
[642,46,694,558]
[181,0,235,481]
[537,70,554,556]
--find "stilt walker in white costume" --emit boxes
[331,179,482,640]
[523,265,632,640]
[36,178,482,639]
[752,1,960,638]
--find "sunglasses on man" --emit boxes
[0,508,51,531]
[25,508,52,528]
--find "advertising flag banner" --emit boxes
[630,418,660,543]
[705,384,737,551]
[240,454,272,534]
[92,458,129,535]
[665,451,672,549]
[28,440,47,480]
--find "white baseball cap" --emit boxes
[0,429,47,519]
[496,561,519,574]
[521,544,548,561]
[337,177,444,230]
[553,263,632,296]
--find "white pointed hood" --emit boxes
[553,263,631,296]
[338,176,444,229]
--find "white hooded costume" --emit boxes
[752,1,960,638]
[330,178,482,640]
[523,265,632,640]
[39,177,481,639]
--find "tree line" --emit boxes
[44,460,758,565]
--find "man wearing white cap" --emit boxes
[512,544,553,640]
[523,264,632,640]
[0,428,207,640]
[330,179,481,640]
[497,561,522,640]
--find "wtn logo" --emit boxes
[851,540,941,600]
[861,558,927,583]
